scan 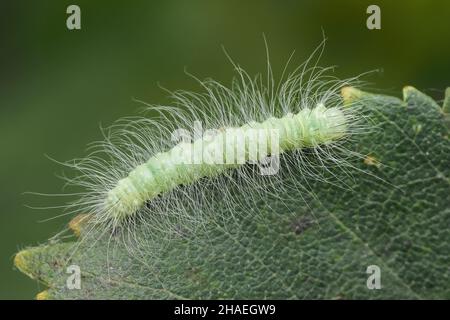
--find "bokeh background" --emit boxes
[1,0,449,299]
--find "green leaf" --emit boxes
[15,87,450,299]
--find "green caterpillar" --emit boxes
[106,104,348,220]
[53,49,364,237]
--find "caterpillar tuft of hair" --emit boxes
[42,46,373,249]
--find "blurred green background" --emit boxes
[1,0,449,299]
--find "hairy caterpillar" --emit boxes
[41,44,370,248]
[107,104,348,220]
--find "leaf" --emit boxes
[15,87,450,299]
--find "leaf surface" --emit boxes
[15,87,450,299]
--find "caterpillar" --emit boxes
[47,45,369,247]
[106,103,348,221]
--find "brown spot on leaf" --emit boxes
[36,290,49,300]
[364,155,381,168]
[291,216,315,235]
[69,214,91,237]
